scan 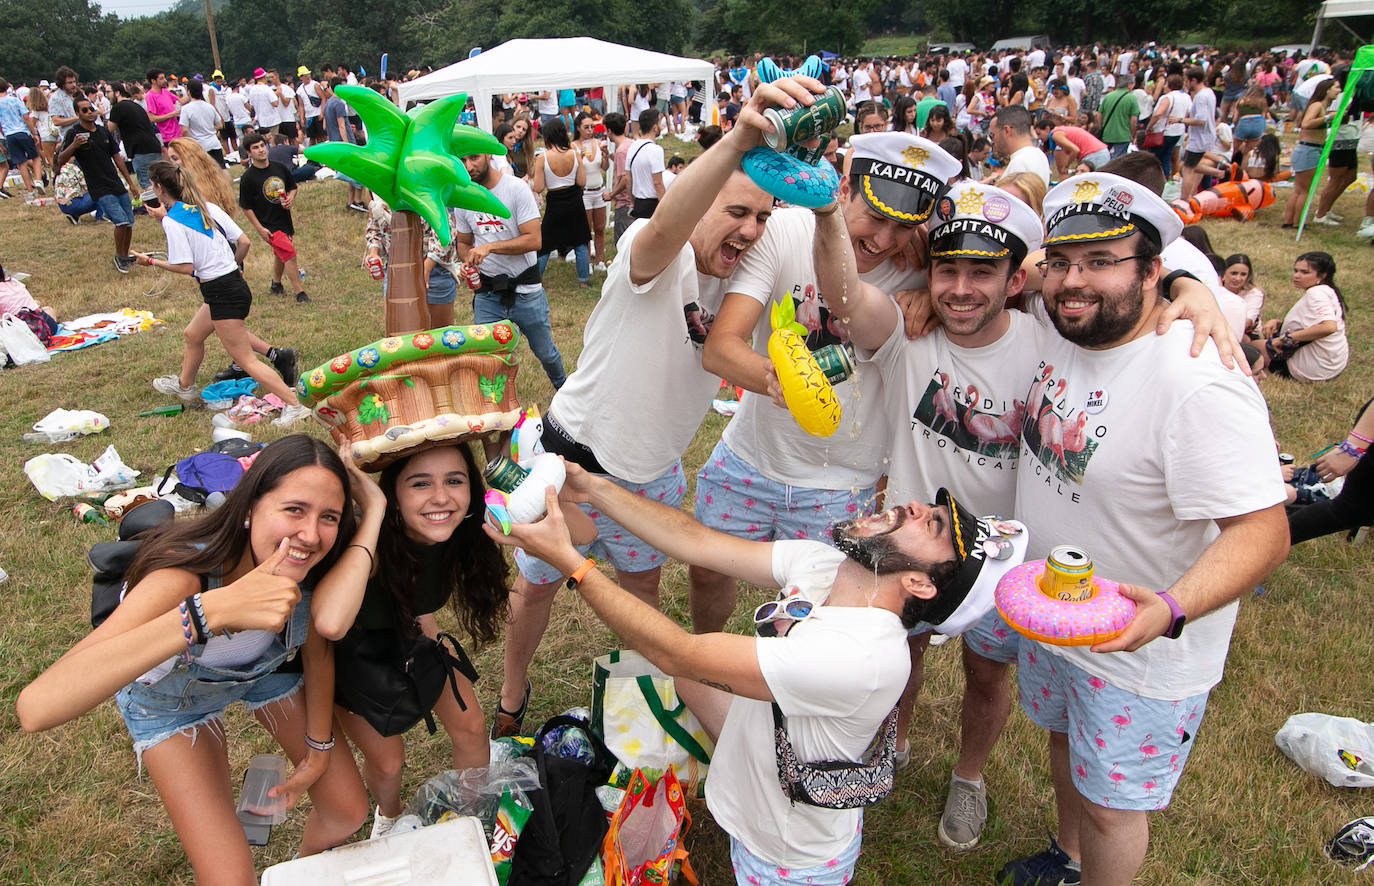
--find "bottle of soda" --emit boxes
[73,503,110,526]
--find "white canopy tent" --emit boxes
[397,37,715,134]
[1312,0,1374,51]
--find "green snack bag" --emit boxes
[490,786,533,885]
[577,856,606,886]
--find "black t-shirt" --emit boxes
[238,161,297,235]
[108,99,162,156]
[60,125,125,198]
[353,539,452,631]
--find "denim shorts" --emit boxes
[1017,642,1209,811]
[115,594,310,764]
[1082,147,1111,170]
[4,132,38,163]
[1291,141,1323,173]
[693,439,875,543]
[1234,115,1265,140]
[96,191,134,227]
[729,828,861,885]
[515,460,688,584]
[427,265,457,305]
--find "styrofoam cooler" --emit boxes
[259,816,497,885]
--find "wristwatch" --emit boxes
[1157,591,1187,639]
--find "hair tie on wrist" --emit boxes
[305,733,335,752]
[347,544,375,570]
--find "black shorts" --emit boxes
[278,120,299,139]
[1329,147,1357,170]
[306,117,325,139]
[208,148,226,169]
[1183,150,1206,168]
[218,123,234,140]
[632,196,659,219]
[199,270,252,321]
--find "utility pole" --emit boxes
[203,0,222,74]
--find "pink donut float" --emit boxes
[994,560,1136,646]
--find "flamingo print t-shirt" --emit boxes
[862,309,1048,517]
[723,208,921,489]
[1013,323,1285,698]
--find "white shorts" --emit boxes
[582,188,606,210]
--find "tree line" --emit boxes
[0,0,1324,86]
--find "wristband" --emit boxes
[190,592,211,642]
[1160,269,1198,302]
[1336,441,1366,459]
[177,600,196,648]
[304,733,335,752]
[1349,430,1373,445]
[565,557,597,589]
[347,543,375,571]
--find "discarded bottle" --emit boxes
[24,431,78,443]
[137,403,185,417]
[73,503,110,526]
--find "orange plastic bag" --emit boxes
[601,767,696,886]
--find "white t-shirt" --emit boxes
[627,138,665,199]
[628,90,651,120]
[1067,76,1086,105]
[550,220,726,482]
[178,100,221,153]
[722,209,918,489]
[852,67,872,102]
[247,82,279,127]
[1116,51,1134,75]
[1160,240,1246,341]
[163,201,243,281]
[1293,73,1332,103]
[1028,49,1047,70]
[1000,144,1051,189]
[277,84,296,121]
[452,171,541,292]
[1013,324,1285,698]
[1163,89,1191,137]
[297,81,322,119]
[536,91,558,116]
[947,58,969,88]
[1281,284,1348,382]
[706,540,909,869]
[864,310,1048,517]
[1186,88,1217,153]
[226,89,252,125]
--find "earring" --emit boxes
[244,519,250,529]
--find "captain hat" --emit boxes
[930,180,1043,266]
[846,132,960,225]
[1042,171,1182,250]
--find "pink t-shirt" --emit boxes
[145,88,179,145]
[1053,125,1107,157]
[1282,284,1348,382]
[0,278,41,315]
[611,138,632,209]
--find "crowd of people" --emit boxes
[5,39,1370,886]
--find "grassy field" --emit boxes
[1,137,1372,885]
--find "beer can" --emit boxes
[463,265,481,290]
[483,454,529,493]
[811,343,854,385]
[762,86,846,152]
[1278,452,1294,466]
[1039,545,1094,602]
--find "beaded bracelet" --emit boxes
[1336,441,1366,459]
[304,733,335,752]
[177,600,195,648]
[1350,430,1373,446]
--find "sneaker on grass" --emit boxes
[997,836,1081,885]
[269,280,286,295]
[369,807,396,840]
[273,402,312,426]
[114,255,135,273]
[151,375,200,403]
[212,362,249,382]
[295,290,311,303]
[938,775,988,849]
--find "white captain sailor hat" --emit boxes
[1042,171,1182,250]
[930,180,1044,266]
[846,132,961,225]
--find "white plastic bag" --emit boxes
[1275,712,1374,788]
[87,445,140,492]
[32,408,110,440]
[0,314,51,366]
[24,453,88,500]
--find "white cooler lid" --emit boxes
[260,816,498,886]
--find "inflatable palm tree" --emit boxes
[306,86,508,334]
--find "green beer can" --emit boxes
[483,455,530,494]
[763,86,846,152]
[811,343,854,385]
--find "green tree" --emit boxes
[0,0,111,83]
[94,11,213,81]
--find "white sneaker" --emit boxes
[273,403,312,426]
[594,261,607,272]
[1326,211,1344,222]
[1312,214,1340,227]
[564,252,577,263]
[369,807,396,840]
[1357,218,1374,239]
[151,375,200,403]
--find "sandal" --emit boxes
[490,680,531,739]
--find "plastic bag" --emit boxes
[1275,712,1374,788]
[402,756,541,832]
[88,445,140,492]
[0,314,51,366]
[24,453,88,500]
[31,408,110,441]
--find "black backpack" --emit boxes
[508,714,617,886]
[89,500,176,627]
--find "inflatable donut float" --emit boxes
[297,323,525,470]
[994,560,1136,646]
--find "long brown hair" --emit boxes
[125,435,355,591]
[375,443,509,644]
[167,137,235,214]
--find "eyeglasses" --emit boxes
[1035,255,1141,277]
